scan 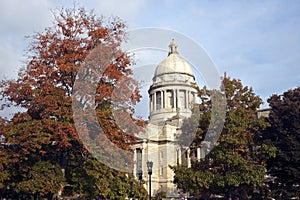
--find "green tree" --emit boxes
[172,75,276,199]
[0,6,147,199]
[263,87,300,199]
[14,161,65,199]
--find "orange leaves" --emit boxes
[95,108,136,151]
[52,122,77,149]
[88,27,109,40]
[0,80,33,107]
[0,6,147,198]
[1,5,142,173]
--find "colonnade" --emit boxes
[149,89,196,112]
[134,146,204,177]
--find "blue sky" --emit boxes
[0,0,300,117]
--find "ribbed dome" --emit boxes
[148,39,198,125]
[154,39,194,77]
[154,54,194,76]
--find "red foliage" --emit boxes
[0,6,143,165]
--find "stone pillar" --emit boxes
[173,89,176,109]
[177,148,182,165]
[164,90,167,108]
[185,90,188,109]
[175,89,178,109]
[160,90,163,109]
[150,94,153,112]
[187,91,190,109]
[187,148,191,168]
[154,92,156,111]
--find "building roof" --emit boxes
[154,39,194,77]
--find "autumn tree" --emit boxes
[263,87,300,199]
[172,75,276,199]
[0,6,146,199]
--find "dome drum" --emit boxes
[148,39,199,124]
[148,86,198,123]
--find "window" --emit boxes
[160,151,164,160]
[156,91,161,110]
[150,94,153,111]
[166,90,174,108]
[179,90,186,109]
[136,148,142,173]
[160,166,164,176]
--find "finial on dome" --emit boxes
[168,39,178,55]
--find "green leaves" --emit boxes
[264,87,300,198]
[15,161,65,196]
[173,75,275,198]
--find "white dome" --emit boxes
[148,40,199,124]
[154,53,194,77]
[154,39,194,77]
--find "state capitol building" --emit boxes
[132,40,203,198]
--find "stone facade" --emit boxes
[132,40,200,198]
[256,108,271,119]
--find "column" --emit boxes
[187,91,190,109]
[173,89,176,109]
[160,91,163,110]
[153,92,156,111]
[192,92,196,104]
[172,89,176,108]
[163,90,166,109]
[176,89,179,109]
[185,90,188,109]
[150,94,153,112]
[187,148,191,168]
[162,91,165,109]
[177,148,182,165]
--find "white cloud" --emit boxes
[0,0,53,34]
[0,0,148,80]
[0,0,299,110]
[80,0,148,27]
[0,0,55,80]
[183,1,300,105]
[0,38,22,79]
